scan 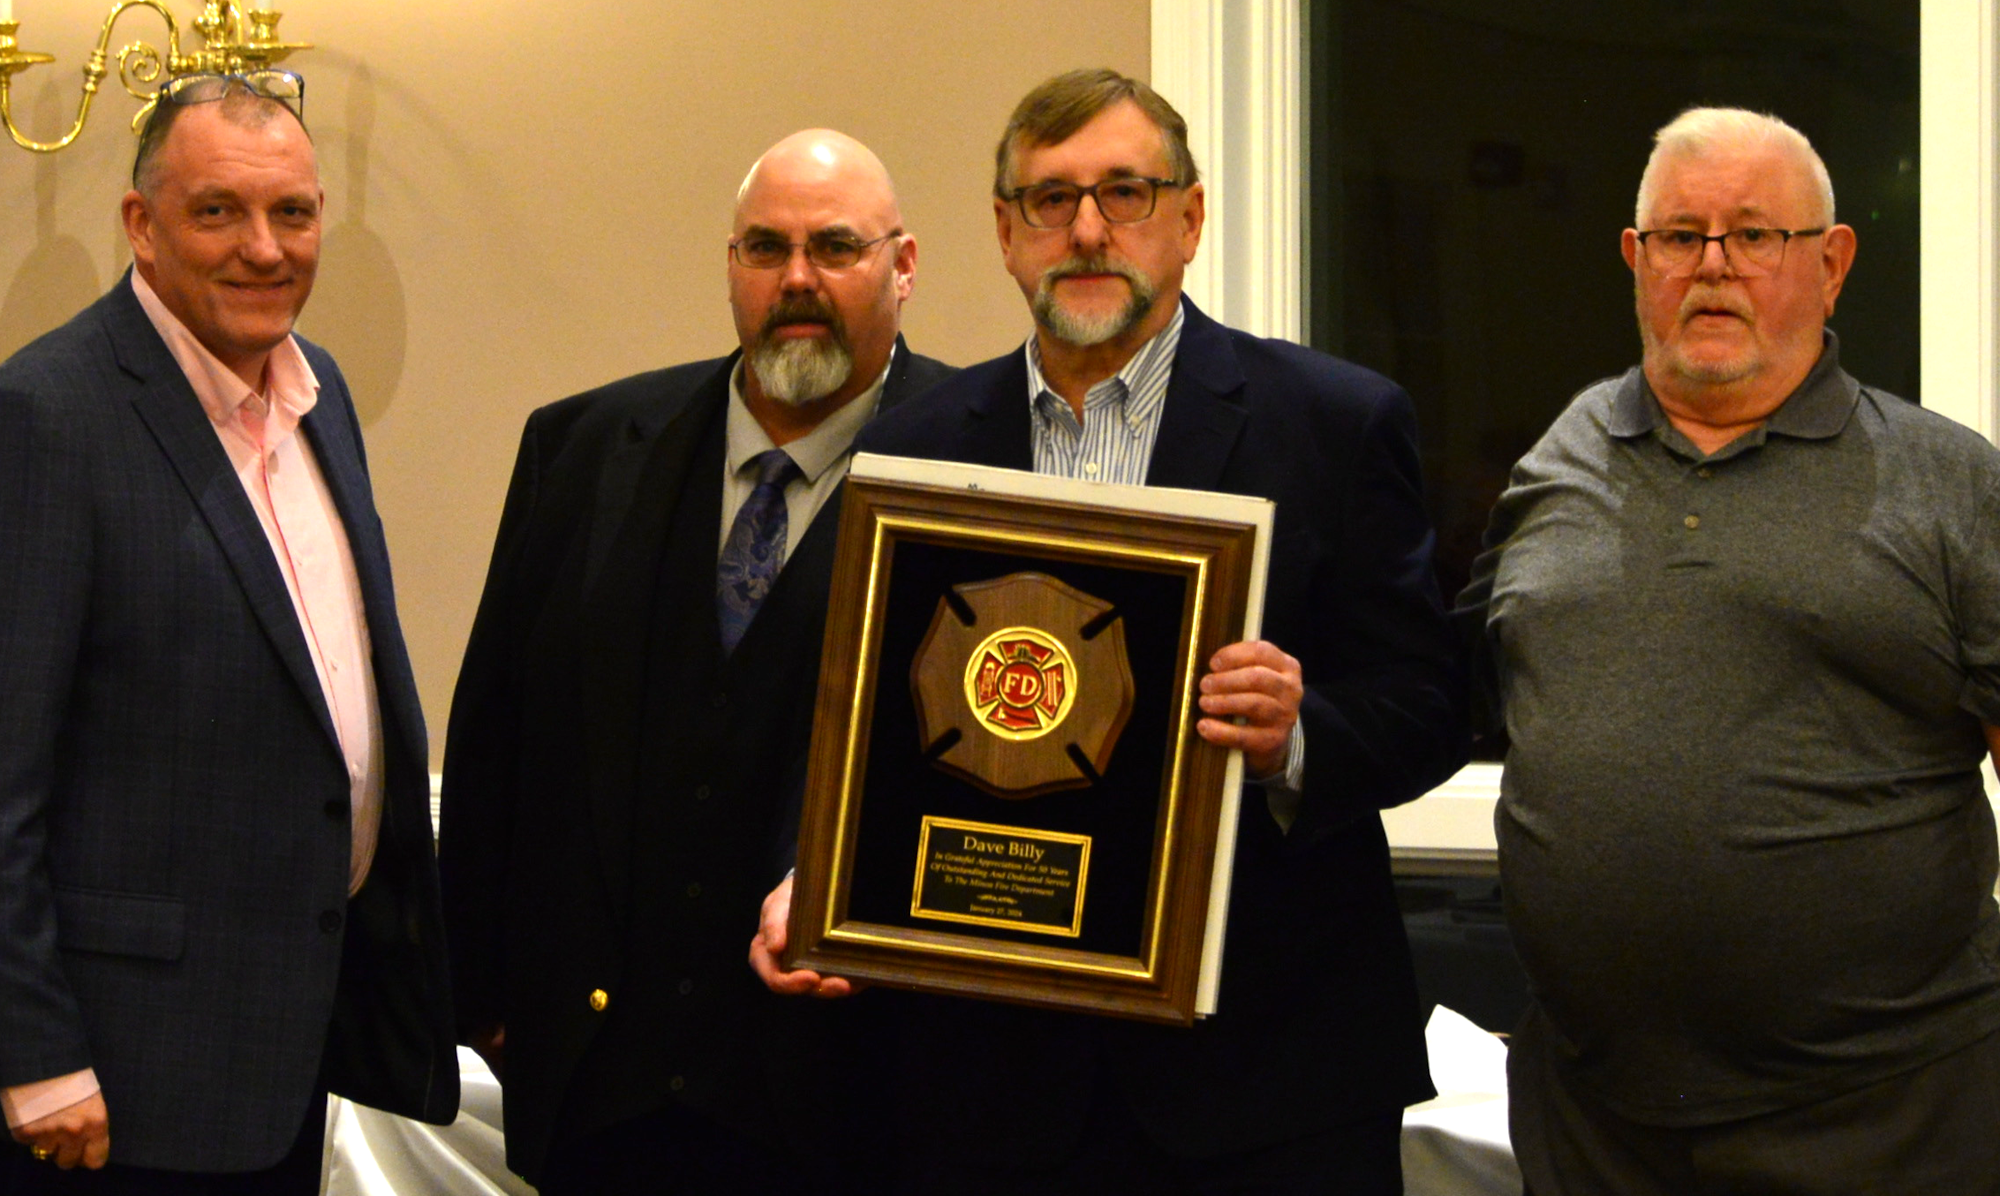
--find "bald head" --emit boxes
[727,129,916,438]
[736,128,902,229]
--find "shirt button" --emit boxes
[677,978,695,996]
[693,784,711,801]
[1683,514,1701,530]
[1696,466,1714,479]
[669,1075,686,1092]
[1083,461,1100,476]
[319,910,343,934]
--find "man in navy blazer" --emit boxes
[754,70,1467,1193]
[440,130,953,1193]
[0,80,456,1188]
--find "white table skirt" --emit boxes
[326,1048,533,1196]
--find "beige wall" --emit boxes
[0,0,1149,766]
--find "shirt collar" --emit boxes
[130,270,319,431]
[1608,328,1857,444]
[726,343,893,483]
[1024,298,1186,419]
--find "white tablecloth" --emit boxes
[327,1048,532,1196]
[1402,1005,1521,1196]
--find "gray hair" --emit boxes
[994,68,1200,198]
[1634,107,1835,227]
[132,89,306,195]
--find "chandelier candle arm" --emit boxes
[0,0,306,154]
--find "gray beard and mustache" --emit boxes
[1640,283,1761,386]
[748,296,854,406]
[1033,255,1157,347]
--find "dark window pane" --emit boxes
[1308,0,1919,624]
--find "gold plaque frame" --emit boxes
[785,465,1263,1026]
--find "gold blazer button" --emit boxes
[588,988,609,1012]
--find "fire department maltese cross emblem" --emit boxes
[910,573,1135,799]
[966,628,1075,739]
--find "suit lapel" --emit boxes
[1142,300,1249,491]
[576,360,732,908]
[960,349,1038,469]
[110,286,342,752]
[299,386,429,786]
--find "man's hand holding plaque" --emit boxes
[749,874,857,999]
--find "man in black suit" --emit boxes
[0,77,457,1190]
[438,129,953,1194]
[754,70,1467,1194]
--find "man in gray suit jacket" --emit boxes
[0,76,457,1190]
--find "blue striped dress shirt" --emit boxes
[1025,302,1184,483]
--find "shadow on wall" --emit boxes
[298,63,407,427]
[0,87,104,358]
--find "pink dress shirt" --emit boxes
[2,274,385,1131]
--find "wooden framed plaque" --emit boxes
[784,454,1272,1026]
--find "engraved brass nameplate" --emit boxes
[912,816,1091,937]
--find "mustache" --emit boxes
[1678,287,1752,322]
[760,296,843,338]
[1042,255,1146,287]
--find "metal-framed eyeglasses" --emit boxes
[1002,176,1184,229]
[729,230,902,271]
[1634,227,1826,278]
[157,69,306,120]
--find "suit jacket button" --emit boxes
[669,1075,685,1092]
[677,978,695,996]
[589,988,609,1012]
[319,910,343,934]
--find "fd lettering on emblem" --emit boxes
[966,629,1076,739]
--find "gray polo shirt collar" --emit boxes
[1608,330,1860,451]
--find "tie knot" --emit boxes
[750,449,800,489]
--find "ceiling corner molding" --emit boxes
[1152,0,1304,342]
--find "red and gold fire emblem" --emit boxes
[965,628,1076,740]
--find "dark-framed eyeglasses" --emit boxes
[158,69,306,120]
[1002,177,1183,229]
[729,230,902,271]
[1634,227,1826,278]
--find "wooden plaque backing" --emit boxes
[784,471,1260,1026]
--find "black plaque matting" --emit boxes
[785,468,1260,1025]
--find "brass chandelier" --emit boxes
[0,0,307,153]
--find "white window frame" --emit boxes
[1152,0,2000,866]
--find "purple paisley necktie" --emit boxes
[716,448,802,655]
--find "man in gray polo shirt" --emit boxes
[1461,107,2000,1194]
